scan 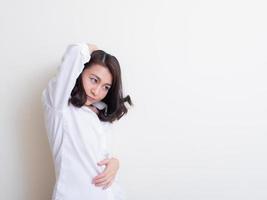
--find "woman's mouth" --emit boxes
[87,95,96,102]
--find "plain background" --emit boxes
[0,0,267,199]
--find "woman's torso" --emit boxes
[42,91,123,200]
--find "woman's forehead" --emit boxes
[84,64,112,84]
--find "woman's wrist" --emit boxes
[87,43,98,54]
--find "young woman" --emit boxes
[41,43,132,200]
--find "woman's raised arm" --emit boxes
[42,43,96,110]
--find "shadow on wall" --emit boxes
[16,66,56,200]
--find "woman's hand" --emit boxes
[92,157,120,190]
[87,43,98,54]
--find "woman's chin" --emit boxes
[85,100,93,106]
[86,96,97,105]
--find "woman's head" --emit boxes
[82,63,112,105]
[68,50,132,122]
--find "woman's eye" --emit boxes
[90,77,97,83]
[104,86,110,91]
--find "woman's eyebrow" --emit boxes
[91,74,112,86]
[91,74,100,80]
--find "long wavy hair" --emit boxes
[68,50,132,123]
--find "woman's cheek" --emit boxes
[85,81,91,90]
[100,93,107,100]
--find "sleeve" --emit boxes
[43,43,91,110]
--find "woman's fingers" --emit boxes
[95,174,114,187]
[93,163,115,182]
[103,177,115,190]
[97,158,110,166]
[93,173,112,185]
[92,157,119,188]
[87,43,98,54]
[93,169,115,184]
[92,167,110,182]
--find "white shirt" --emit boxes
[41,43,125,200]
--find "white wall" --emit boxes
[1,0,267,199]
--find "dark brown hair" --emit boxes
[68,50,132,123]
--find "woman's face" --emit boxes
[81,64,112,106]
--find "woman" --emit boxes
[41,43,132,200]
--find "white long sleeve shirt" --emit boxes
[41,43,125,200]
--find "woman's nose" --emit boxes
[91,86,101,97]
